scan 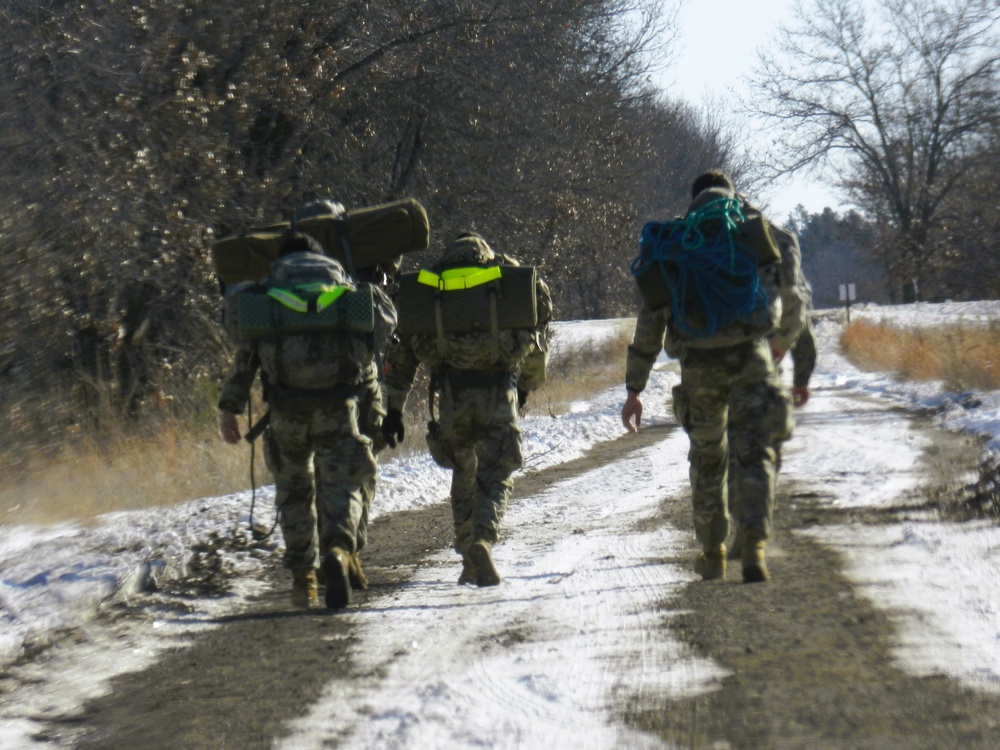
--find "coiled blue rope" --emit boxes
[630,197,769,338]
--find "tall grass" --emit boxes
[1,326,635,526]
[840,318,1000,391]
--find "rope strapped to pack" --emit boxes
[630,196,770,339]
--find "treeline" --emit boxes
[0,0,741,450]
[756,0,1000,305]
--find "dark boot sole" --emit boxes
[323,549,352,610]
[742,564,770,583]
[468,541,501,587]
[694,555,726,581]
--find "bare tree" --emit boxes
[752,0,1000,298]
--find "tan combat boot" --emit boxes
[467,540,501,587]
[742,535,770,583]
[694,543,727,581]
[291,568,319,609]
[348,552,369,590]
[458,551,477,585]
[322,547,352,610]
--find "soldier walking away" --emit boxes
[622,170,799,583]
[381,232,552,586]
[219,231,396,610]
[289,198,417,592]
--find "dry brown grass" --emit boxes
[529,323,634,416]
[2,323,636,526]
[1,414,263,526]
[840,318,1000,391]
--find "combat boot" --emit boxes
[467,540,501,587]
[694,543,727,581]
[458,552,477,585]
[348,552,369,590]
[322,547,352,610]
[291,568,319,609]
[742,535,770,583]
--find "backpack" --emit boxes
[630,192,781,340]
[225,252,392,392]
[211,198,430,290]
[394,263,540,337]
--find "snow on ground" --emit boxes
[1,301,1000,747]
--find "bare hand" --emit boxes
[792,386,810,408]
[220,411,242,444]
[621,390,643,433]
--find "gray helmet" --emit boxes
[435,232,496,270]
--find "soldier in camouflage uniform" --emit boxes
[622,171,805,583]
[291,199,403,592]
[219,232,396,610]
[381,232,552,586]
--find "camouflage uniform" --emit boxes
[383,234,552,578]
[625,180,799,580]
[218,248,396,604]
[355,364,385,552]
[790,318,817,390]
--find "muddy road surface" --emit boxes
[41,388,1000,749]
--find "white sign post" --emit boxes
[839,283,857,323]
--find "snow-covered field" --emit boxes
[1,300,999,747]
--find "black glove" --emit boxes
[516,387,529,411]
[381,408,405,448]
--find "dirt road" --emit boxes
[53,394,1000,749]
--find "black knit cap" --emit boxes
[278,231,326,257]
[691,170,734,199]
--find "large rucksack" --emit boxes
[225,252,394,392]
[394,263,540,337]
[630,191,781,340]
[211,198,430,290]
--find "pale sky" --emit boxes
[657,0,845,220]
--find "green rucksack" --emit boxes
[211,198,430,289]
[394,263,540,337]
[225,251,398,393]
[224,252,375,344]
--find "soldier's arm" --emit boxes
[625,304,668,393]
[769,227,809,353]
[217,343,260,415]
[517,275,553,393]
[791,320,817,388]
[383,337,422,413]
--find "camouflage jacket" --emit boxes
[768,223,811,353]
[790,318,817,388]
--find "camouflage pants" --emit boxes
[672,340,792,547]
[429,377,523,555]
[264,399,377,570]
[356,367,387,551]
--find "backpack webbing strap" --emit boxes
[339,232,357,277]
[434,293,447,358]
[489,287,499,340]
